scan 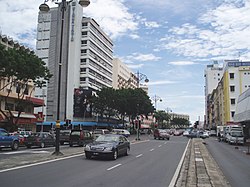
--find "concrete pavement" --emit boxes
[175,138,231,187]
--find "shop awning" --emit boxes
[26,96,45,107]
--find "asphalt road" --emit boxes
[0,136,188,187]
[205,137,250,187]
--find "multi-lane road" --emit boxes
[0,135,189,187]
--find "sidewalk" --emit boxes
[175,138,231,187]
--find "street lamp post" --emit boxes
[39,0,90,156]
[135,71,149,141]
[152,94,162,111]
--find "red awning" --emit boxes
[140,124,150,129]
[26,96,45,107]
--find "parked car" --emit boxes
[69,129,93,147]
[59,129,71,145]
[10,132,25,146]
[154,129,170,140]
[111,129,130,137]
[209,130,217,136]
[183,130,190,136]
[0,128,19,150]
[24,132,55,148]
[92,129,110,139]
[84,134,130,160]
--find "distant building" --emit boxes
[112,58,137,89]
[204,61,223,129]
[206,59,250,129]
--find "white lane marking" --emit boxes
[136,154,143,158]
[164,142,167,144]
[150,149,154,152]
[2,150,50,155]
[107,164,122,171]
[0,153,84,173]
[195,151,200,154]
[2,150,30,155]
[158,145,162,147]
[169,139,190,187]
[195,158,203,162]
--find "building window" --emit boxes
[81,49,87,54]
[81,40,87,45]
[231,99,235,105]
[82,22,87,27]
[82,31,87,36]
[80,68,86,72]
[80,77,86,81]
[229,73,234,79]
[81,59,86,62]
[230,86,235,92]
[231,111,235,118]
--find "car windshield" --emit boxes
[95,135,119,142]
[231,131,243,137]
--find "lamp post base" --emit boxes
[52,151,64,156]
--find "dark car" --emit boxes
[59,129,71,145]
[84,134,130,160]
[154,129,170,140]
[24,132,55,148]
[0,128,19,150]
[69,129,93,147]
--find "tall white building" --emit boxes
[204,61,223,127]
[35,0,113,122]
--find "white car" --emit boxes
[111,129,130,137]
[183,131,190,136]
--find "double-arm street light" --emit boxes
[39,0,90,156]
[136,70,149,88]
[134,71,149,141]
[152,94,162,111]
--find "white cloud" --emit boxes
[144,21,161,28]
[158,1,250,60]
[84,0,139,39]
[147,80,177,86]
[169,61,197,66]
[128,53,161,62]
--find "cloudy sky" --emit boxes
[1,0,250,123]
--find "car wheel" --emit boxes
[125,147,130,156]
[40,142,45,148]
[154,137,156,139]
[167,137,170,140]
[12,141,19,150]
[69,142,73,147]
[85,152,92,159]
[112,150,118,160]
[60,141,64,145]
[26,145,31,149]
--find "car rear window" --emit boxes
[71,131,80,136]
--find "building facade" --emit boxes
[112,58,137,89]
[206,60,250,129]
[0,34,44,131]
[36,0,113,122]
[204,61,223,129]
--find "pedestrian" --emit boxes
[218,132,221,142]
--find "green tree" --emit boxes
[92,87,154,126]
[154,110,170,129]
[0,44,52,131]
[171,118,190,129]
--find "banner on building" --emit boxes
[73,88,93,118]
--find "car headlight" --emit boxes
[104,147,113,151]
[85,145,91,151]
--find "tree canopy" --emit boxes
[92,87,154,124]
[0,44,52,131]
